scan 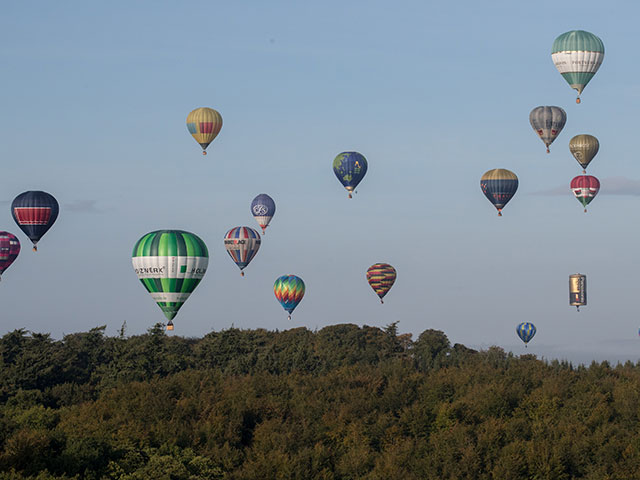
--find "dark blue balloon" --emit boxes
[251,194,276,217]
[11,191,59,251]
[251,194,276,234]
[333,152,368,197]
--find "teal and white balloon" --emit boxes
[529,106,566,153]
[552,30,604,103]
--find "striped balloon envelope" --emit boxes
[224,226,261,276]
[552,30,604,103]
[274,275,305,319]
[366,263,396,304]
[186,107,223,155]
[251,194,276,234]
[0,232,20,280]
[333,151,368,198]
[480,169,518,216]
[11,191,59,251]
[516,322,536,347]
[529,106,566,153]
[571,175,600,212]
[132,230,208,330]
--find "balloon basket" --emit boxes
[576,97,581,104]
[497,210,502,217]
[348,193,352,199]
[288,314,291,320]
[546,148,550,154]
[380,299,384,304]
[241,271,245,277]
[32,246,37,252]
[202,151,207,155]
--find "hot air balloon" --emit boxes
[516,322,536,347]
[11,191,59,251]
[0,232,20,281]
[366,263,396,304]
[132,230,208,331]
[224,227,261,276]
[186,107,223,155]
[569,274,587,311]
[333,152,367,198]
[569,135,599,173]
[251,194,276,234]
[529,106,566,153]
[571,175,600,212]
[480,169,518,216]
[552,30,604,103]
[274,275,305,319]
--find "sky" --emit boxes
[0,0,638,364]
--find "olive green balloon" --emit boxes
[569,134,599,172]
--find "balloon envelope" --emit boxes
[366,263,396,303]
[529,106,566,152]
[571,175,600,210]
[0,232,20,279]
[480,169,518,215]
[132,230,208,322]
[274,275,305,318]
[569,135,599,171]
[333,152,367,197]
[516,322,536,345]
[552,30,604,102]
[251,194,276,234]
[186,107,222,154]
[224,227,261,274]
[11,191,59,250]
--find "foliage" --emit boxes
[0,323,639,478]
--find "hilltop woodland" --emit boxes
[1,324,640,479]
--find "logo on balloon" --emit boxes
[253,205,268,215]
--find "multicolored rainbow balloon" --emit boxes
[366,263,396,304]
[274,275,305,319]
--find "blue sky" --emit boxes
[1,1,638,363]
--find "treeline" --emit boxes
[1,324,640,479]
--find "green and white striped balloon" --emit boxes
[132,230,209,325]
[552,30,604,103]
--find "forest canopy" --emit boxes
[1,323,639,479]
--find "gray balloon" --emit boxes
[529,106,567,153]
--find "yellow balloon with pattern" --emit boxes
[186,107,223,155]
[569,134,599,173]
